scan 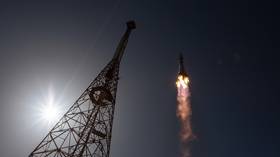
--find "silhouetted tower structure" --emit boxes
[29,21,136,157]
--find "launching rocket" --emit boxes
[176,53,193,157]
[176,53,189,89]
[178,53,187,77]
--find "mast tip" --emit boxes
[126,20,136,30]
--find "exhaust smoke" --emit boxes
[176,75,194,157]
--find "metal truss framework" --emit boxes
[29,21,136,157]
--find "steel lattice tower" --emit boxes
[29,21,136,157]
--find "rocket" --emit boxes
[178,53,187,77]
[177,53,190,88]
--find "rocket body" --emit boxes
[178,53,188,77]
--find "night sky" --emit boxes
[0,0,279,156]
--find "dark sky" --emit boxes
[0,0,279,156]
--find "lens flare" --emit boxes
[176,74,193,157]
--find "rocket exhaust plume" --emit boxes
[176,54,194,157]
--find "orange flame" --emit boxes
[176,75,190,89]
[176,75,193,157]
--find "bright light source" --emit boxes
[40,104,60,123]
[37,88,61,125]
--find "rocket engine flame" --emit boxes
[176,74,193,157]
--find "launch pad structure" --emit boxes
[29,21,136,157]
